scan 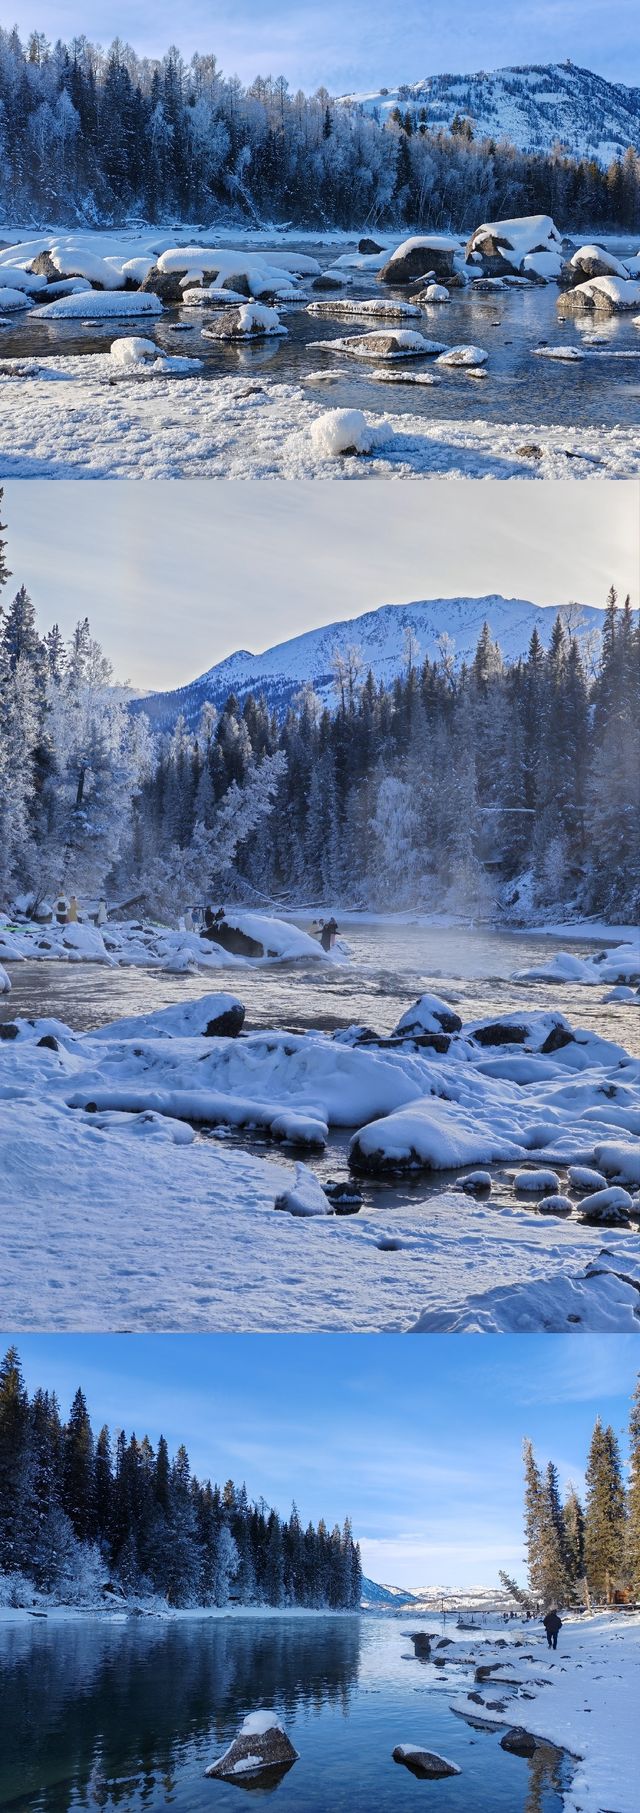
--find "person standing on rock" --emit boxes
[543,1609,562,1650]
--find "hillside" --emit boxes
[134,595,607,730]
[342,62,640,165]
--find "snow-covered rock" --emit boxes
[0,964,11,994]
[307,298,421,320]
[90,995,246,1042]
[310,408,388,457]
[535,1194,573,1216]
[274,1163,331,1216]
[206,1711,299,1779]
[421,283,450,302]
[578,1185,633,1224]
[514,1169,562,1193]
[0,265,47,294]
[317,327,441,361]
[350,1095,522,1175]
[0,287,33,312]
[379,234,465,286]
[394,994,463,1038]
[50,245,127,289]
[465,215,562,274]
[392,1746,461,1778]
[558,276,640,315]
[436,344,488,367]
[567,1165,608,1192]
[109,337,202,374]
[594,1142,640,1185]
[459,1171,492,1193]
[37,291,163,320]
[203,301,287,340]
[521,250,564,281]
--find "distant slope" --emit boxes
[342,62,640,165]
[134,594,607,731]
[361,1578,518,1612]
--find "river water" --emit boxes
[1,919,637,1053]
[2,234,639,430]
[0,1612,567,1812]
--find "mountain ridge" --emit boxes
[341,61,640,165]
[133,593,609,731]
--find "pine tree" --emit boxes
[584,1418,626,1603]
[627,1377,640,1598]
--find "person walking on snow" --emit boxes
[543,1609,562,1650]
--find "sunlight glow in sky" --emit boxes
[4,1335,638,1588]
[8,2,640,90]
[4,482,637,691]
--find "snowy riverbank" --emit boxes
[1,357,637,479]
[447,1612,639,1813]
[1,982,639,1331]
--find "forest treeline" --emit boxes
[0,1348,362,1610]
[500,1376,640,1611]
[1,478,638,922]
[2,28,640,229]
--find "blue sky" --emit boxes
[4,482,636,690]
[9,2,640,88]
[3,1335,638,1588]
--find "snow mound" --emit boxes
[37,291,163,319]
[319,328,442,361]
[0,266,47,294]
[522,250,564,280]
[274,1163,331,1216]
[50,245,126,289]
[514,1169,561,1193]
[410,1266,640,1332]
[436,344,488,366]
[0,964,11,994]
[0,287,33,312]
[350,1095,522,1175]
[310,408,387,458]
[394,993,462,1037]
[593,1142,640,1185]
[466,215,562,272]
[568,1165,607,1192]
[421,283,449,301]
[109,337,202,374]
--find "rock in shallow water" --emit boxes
[206,1711,299,1779]
[392,1745,461,1778]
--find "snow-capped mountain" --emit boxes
[361,1578,517,1612]
[342,63,640,165]
[134,594,608,730]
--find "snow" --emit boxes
[314,328,443,360]
[50,245,128,289]
[109,337,203,375]
[310,408,388,457]
[395,993,461,1036]
[274,1163,331,1216]
[448,1612,639,1813]
[0,266,47,293]
[570,244,631,276]
[0,287,33,312]
[241,1712,285,1737]
[467,215,562,270]
[307,299,422,319]
[36,291,164,320]
[564,276,640,311]
[421,283,450,301]
[567,1165,607,1191]
[594,1141,640,1184]
[156,245,311,297]
[1,356,637,479]
[0,908,325,972]
[436,344,488,366]
[204,301,287,338]
[0,964,10,994]
[515,1169,562,1193]
[522,250,564,280]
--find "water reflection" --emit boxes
[0,1615,569,1813]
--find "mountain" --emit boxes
[133,594,608,731]
[360,1578,517,1613]
[341,62,640,165]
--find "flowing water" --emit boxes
[1,918,638,1052]
[2,234,639,430]
[0,1612,568,1812]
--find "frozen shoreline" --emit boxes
[1,358,637,479]
[0,1598,355,1627]
[449,1612,639,1813]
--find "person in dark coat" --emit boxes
[543,1609,562,1650]
[320,916,338,952]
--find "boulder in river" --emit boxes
[359,237,385,254]
[379,236,461,286]
[393,1746,461,1778]
[500,1727,538,1757]
[206,1711,299,1780]
[140,265,188,302]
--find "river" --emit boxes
[0,1612,568,1812]
[2,234,639,432]
[1,919,637,1053]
